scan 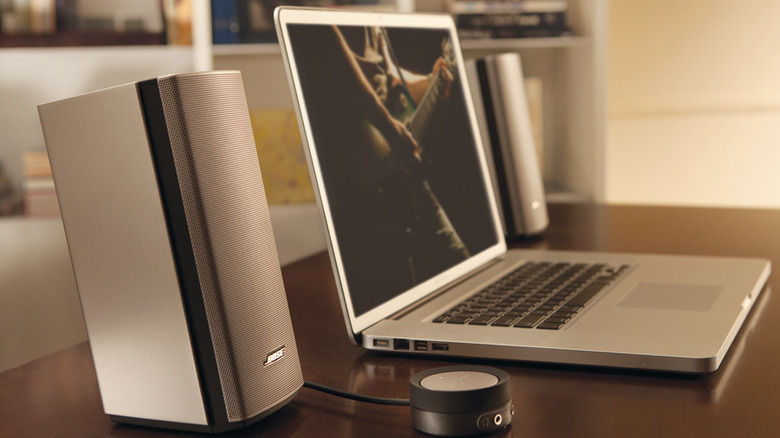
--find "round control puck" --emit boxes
[409,365,512,437]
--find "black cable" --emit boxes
[303,380,411,406]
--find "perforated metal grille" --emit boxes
[158,71,303,422]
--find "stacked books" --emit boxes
[212,0,395,45]
[0,161,20,216]
[448,0,570,40]
[21,151,59,217]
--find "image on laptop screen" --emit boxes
[285,23,500,317]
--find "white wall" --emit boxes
[606,0,780,208]
[0,46,194,187]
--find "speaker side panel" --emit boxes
[483,54,548,237]
[471,59,518,237]
[464,59,509,237]
[157,71,303,423]
[38,84,209,426]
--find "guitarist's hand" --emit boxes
[406,56,455,106]
[387,118,422,171]
[431,57,454,102]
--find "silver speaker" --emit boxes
[466,53,549,239]
[38,71,303,433]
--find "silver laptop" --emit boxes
[274,6,770,373]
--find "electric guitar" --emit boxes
[347,38,457,192]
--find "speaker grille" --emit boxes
[157,71,303,422]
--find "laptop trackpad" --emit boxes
[618,283,723,311]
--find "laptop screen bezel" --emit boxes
[275,6,508,337]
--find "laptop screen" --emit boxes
[277,9,505,330]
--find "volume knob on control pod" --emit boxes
[409,365,513,436]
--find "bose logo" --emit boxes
[264,346,285,367]
[449,374,470,389]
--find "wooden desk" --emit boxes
[2,204,778,437]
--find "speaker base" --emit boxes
[110,389,300,434]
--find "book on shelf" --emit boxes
[0,161,21,216]
[249,109,315,205]
[212,0,309,44]
[163,0,193,45]
[21,151,59,217]
[448,0,570,40]
[1,0,170,47]
[211,0,240,44]
[21,150,52,178]
[22,183,60,217]
[211,0,396,45]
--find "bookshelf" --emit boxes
[2,1,604,204]
[212,0,607,202]
[0,0,605,268]
[0,1,213,212]
[462,1,606,201]
[0,45,198,199]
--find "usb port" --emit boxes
[431,343,449,351]
[414,341,428,351]
[393,339,410,350]
[373,338,390,348]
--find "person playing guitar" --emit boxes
[299,24,470,298]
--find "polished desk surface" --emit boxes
[1,203,778,437]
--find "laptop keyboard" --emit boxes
[432,261,631,330]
